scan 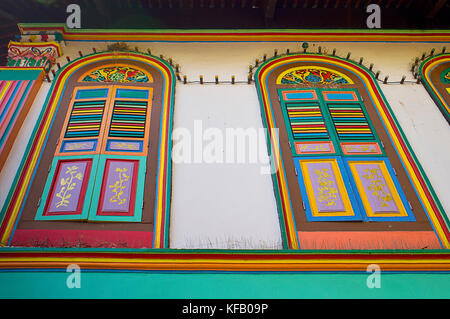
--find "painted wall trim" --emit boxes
[1,248,450,272]
[17,23,450,43]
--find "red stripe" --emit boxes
[156,65,174,248]
[0,78,59,237]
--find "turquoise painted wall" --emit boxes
[1,272,450,299]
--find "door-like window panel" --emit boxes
[37,85,151,222]
[55,86,111,156]
[345,158,415,222]
[280,87,413,222]
[279,88,338,156]
[88,156,146,222]
[256,57,444,249]
[280,87,385,158]
[35,156,99,221]
[294,157,362,221]
[102,86,152,156]
[4,54,174,249]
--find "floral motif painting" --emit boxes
[45,160,91,215]
[278,67,352,85]
[7,41,61,73]
[81,66,151,83]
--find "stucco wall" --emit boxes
[1,40,449,249]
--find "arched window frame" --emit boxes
[0,52,175,249]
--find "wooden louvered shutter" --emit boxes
[36,85,150,222]
[36,87,111,220]
[87,86,151,222]
[279,88,416,222]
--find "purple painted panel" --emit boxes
[101,160,134,212]
[306,161,345,212]
[108,141,141,151]
[48,161,88,213]
[354,163,399,213]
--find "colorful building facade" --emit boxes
[1,25,450,298]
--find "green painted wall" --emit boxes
[0,69,43,81]
[1,272,449,299]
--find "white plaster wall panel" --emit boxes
[55,41,442,82]
[170,84,282,249]
[380,83,450,216]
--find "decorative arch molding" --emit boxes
[255,54,449,250]
[419,54,450,124]
[0,51,175,249]
[79,64,153,83]
[276,66,353,85]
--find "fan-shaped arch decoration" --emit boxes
[277,66,354,85]
[441,68,450,84]
[79,64,153,83]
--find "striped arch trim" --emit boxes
[0,52,175,248]
[419,54,450,124]
[255,54,450,250]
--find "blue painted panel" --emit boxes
[343,157,416,222]
[293,156,363,222]
[60,139,98,153]
[285,92,315,100]
[325,93,356,100]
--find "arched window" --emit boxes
[255,54,448,250]
[419,53,450,124]
[1,52,175,248]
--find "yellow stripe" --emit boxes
[154,66,171,248]
[300,158,355,217]
[67,126,100,130]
